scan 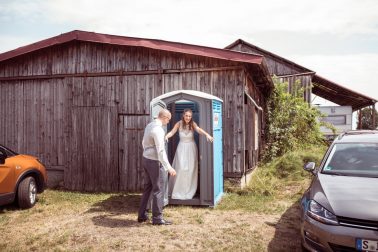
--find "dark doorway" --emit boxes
[167,100,201,201]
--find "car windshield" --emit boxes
[322,143,378,177]
[0,145,18,156]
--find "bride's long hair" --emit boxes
[181,109,194,131]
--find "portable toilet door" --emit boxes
[212,100,223,205]
[150,90,223,207]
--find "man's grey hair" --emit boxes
[158,109,171,119]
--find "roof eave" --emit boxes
[0,30,264,66]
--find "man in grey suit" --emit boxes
[138,109,176,225]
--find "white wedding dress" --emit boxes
[169,127,198,200]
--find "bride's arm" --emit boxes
[165,122,180,141]
[193,122,214,142]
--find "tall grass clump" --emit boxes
[219,146,326,213]
[246,145,327,197]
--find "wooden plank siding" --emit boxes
[243,77,264,174]
[230,43,300,76]
[279,75,312,103]
[229,42,313,103]
[68,106,118,191]
[0,41,267,191]
[118,115,149,192]
[0,80,69,168]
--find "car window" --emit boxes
[322,143,378,177]
[0,148,7,164]
[0,145,18,157]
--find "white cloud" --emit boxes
[36,0,378,37]
[2,0,375,49]
[0,35,38,53]
[0,0,45,23]
[291,53,378,100]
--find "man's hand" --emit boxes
[168,167,176,176]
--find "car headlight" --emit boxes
[307,200,338,225]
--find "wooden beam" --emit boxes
[0,66,243,81]
[276,71,316,78]
[358,109,362,129]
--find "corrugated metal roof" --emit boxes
[0,30,264,65]
[0,30,274,91]
[226,39,377,110]
[312,75,376,111]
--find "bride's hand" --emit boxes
[207,135,214,142]
[165,135,169,142]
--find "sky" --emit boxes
[1,0,378,106]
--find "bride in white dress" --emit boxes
[165,109,214,200]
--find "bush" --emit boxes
[263,77,327,161]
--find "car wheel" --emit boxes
[18,176,37,209]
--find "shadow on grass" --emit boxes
[0,203,18,213]
[87,194,141,214]
[90,214,140,228]
[267,202,303,252]
[0,199,43,212]
[86,194,142,228]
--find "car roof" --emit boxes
[335,130,378,143]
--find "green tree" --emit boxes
[357,107,378,129]
[263,77,326,161]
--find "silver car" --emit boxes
[300,130,378,252]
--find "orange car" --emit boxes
[0,144,47,208]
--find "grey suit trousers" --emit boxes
[138,157,165,222]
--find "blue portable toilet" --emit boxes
[150,90,223,207]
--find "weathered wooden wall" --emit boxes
[0,41,267,192]
[229,43,300,75]
[118,115,149,192]
[229,43,313,103]
[0,80,69,171]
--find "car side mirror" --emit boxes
[304,162,316,175]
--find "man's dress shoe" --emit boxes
[152,219,172,225]
[137,217,148,223]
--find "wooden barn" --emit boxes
[226,39,377,112]
[0,30,273,192]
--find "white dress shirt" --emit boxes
[142,119,172,171]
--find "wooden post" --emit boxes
[358,109,362,129]
[373,103,376,129]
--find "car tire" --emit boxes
[17,176,37,209]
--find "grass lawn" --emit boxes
[0,147,324,251]
[0,188,306,251]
